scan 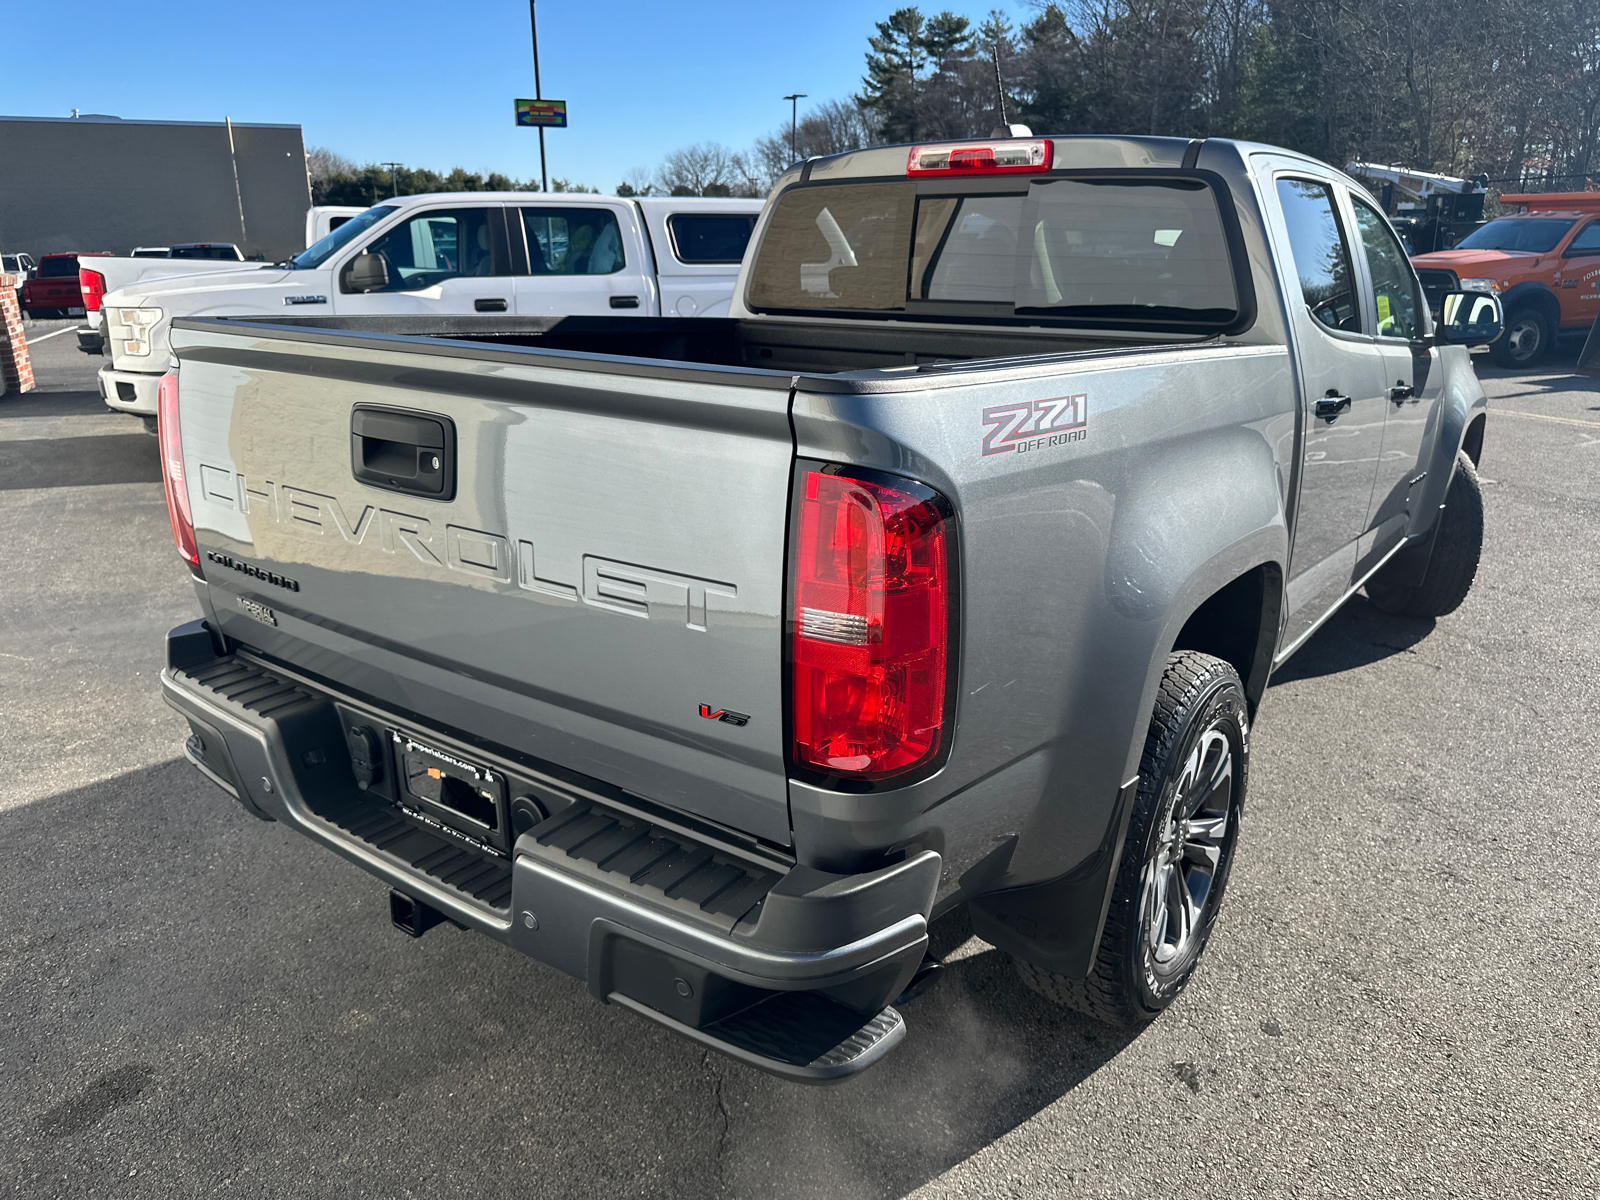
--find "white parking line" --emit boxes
[24,325,88,345]
[1492,408,1599,430]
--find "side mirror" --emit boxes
[341,251,389,294]
[1439,289,1502,346]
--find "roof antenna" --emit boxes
[988,41,1031,138]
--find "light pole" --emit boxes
[530,0,548,192]
[783,93,807,162]
[381,161,403,198]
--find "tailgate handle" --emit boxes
[350,406,456,501]
[474,297,507,312]
[609,294,640,309]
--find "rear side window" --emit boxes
[39,257,80,278]
[666,214,757,264]
[747,176,1243,329]
[521,207,626,275]
[1275,179,1359,333]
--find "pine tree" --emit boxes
[922,11,975,63]
[861,8,929,143]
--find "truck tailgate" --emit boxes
[170,321,797,844]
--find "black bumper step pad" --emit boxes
[608,990,905,1084]
[306,789,514,911]
[176,656,513,912]
[526,799,782,932]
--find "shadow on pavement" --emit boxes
[0,433,160,490]
[0,388,109,420]
[1271,593,1434,686]
[0,760,1139,1200]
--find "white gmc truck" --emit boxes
[98,194,762,424]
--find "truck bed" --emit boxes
[218,313,1194,376]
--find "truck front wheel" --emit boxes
[1366,451,1483,619]
[1016,651,1247,1025]
[1489,307,1550,369]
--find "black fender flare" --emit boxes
[1498,280,1561,328]
[968,527,1287,980]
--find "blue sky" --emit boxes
[5,0,1033,192]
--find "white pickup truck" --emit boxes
[98,193,762,423]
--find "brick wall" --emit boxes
[0,273,36,394]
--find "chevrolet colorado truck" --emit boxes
[97,194,762,425]
[157,136,1500,1082]
[1413,191,1600,368]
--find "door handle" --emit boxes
[609,295,640,309]
[1389,382,1414,403]
[1315,391,1352,420]
[350,405,456,500]
[474,297,507,313]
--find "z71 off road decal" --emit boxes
[981,393,1088,456]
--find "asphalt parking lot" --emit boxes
[1,324,1596,1199]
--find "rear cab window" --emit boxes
[666,214,757,264]
[38,256,81,278]
[746,173,1251,333]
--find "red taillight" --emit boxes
[791,469,952,780]
[157,373,201,571]
[79,268,106,311]
[907,138,1052,176]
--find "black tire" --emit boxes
[1016,651,1248,1025]
[1489,307,1551,369]
[140,415,159,437]
[1366,451,1483,619]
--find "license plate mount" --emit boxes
[390,731,509,855]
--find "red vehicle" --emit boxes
[20,252,111,319]
[1412,193,1600,368]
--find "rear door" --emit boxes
[1261,168,1391,650]
[332,205,516,316]
[173,323,796,843]
[512,201,656,316]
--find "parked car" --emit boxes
[1412,192,1600,368]
[168,243,246,261]
[156,135,1498,1082]
[2,252,36,308]
[97,193,763,422]
[131,247,171,259]
[20,251,110,318]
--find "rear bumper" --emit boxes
[99,365,161,416]
[159,620,935,1082]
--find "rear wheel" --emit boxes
[1016,651,1247,1025]
[1489,307,1550,369]
[1367,451,1483,618]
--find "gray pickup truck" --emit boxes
[157,135,1501,1083]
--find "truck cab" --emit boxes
[1412,192,1600,367]
[97,193,763,422]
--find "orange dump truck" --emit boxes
[1412,193,1600,368]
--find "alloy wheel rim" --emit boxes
[1144,726,1234,967]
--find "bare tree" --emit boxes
[656,143,739,196]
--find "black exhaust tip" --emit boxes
[389,889,447,937]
